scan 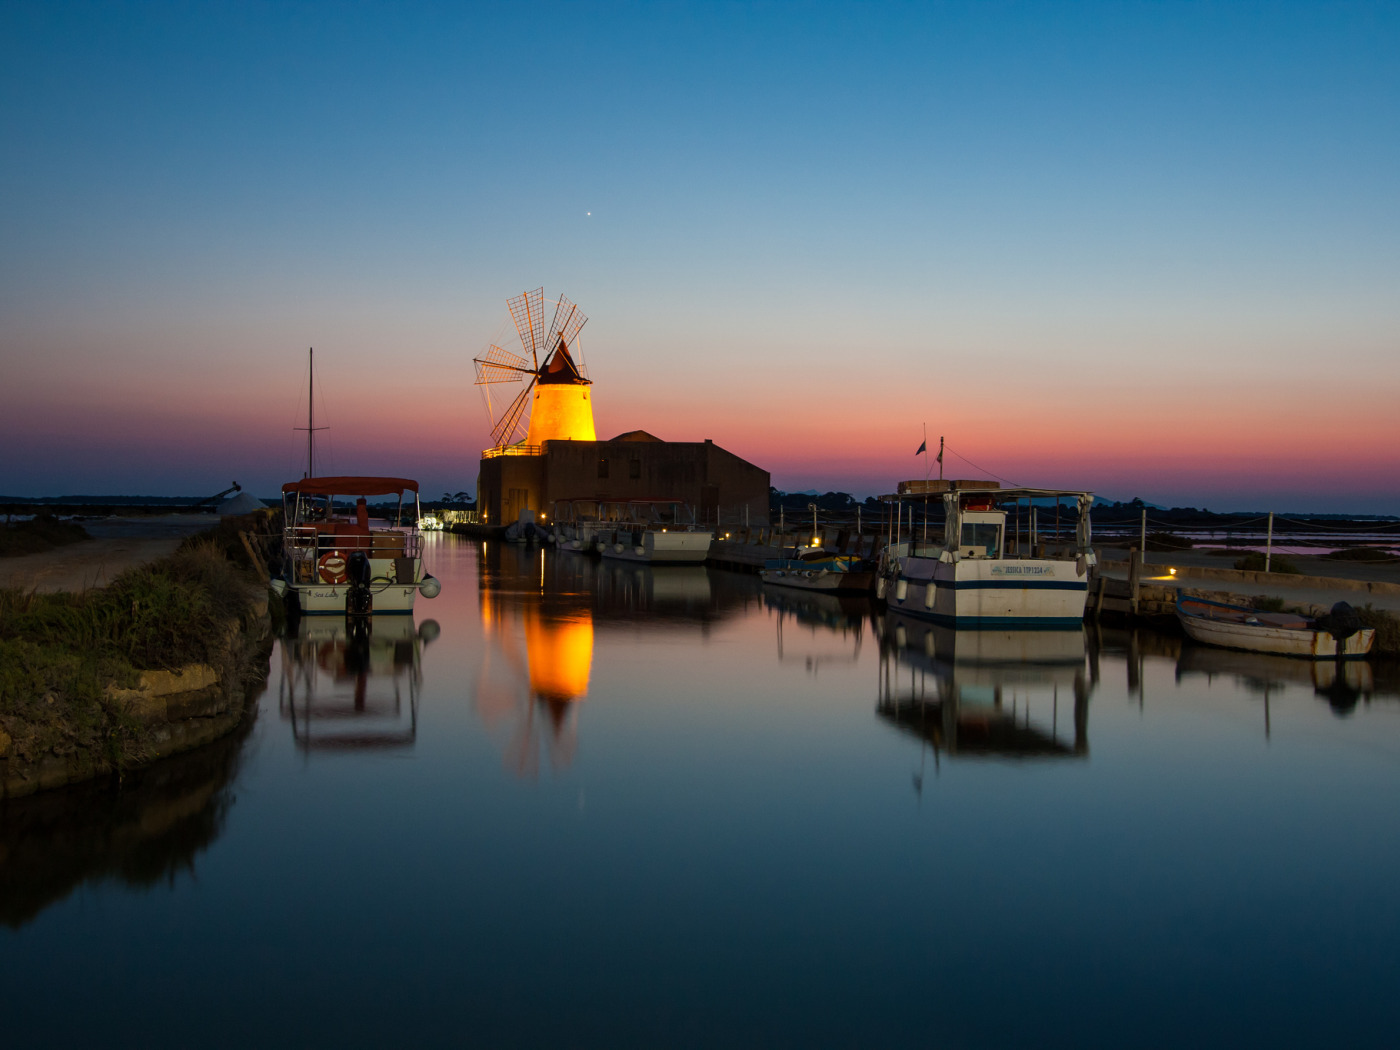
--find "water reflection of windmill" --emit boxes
[877,614,1092,768]
[278,617,437,753]
[476,543,594,776]
[473,288,594,449]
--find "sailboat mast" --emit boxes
[308,347,315,479]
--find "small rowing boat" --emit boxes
[1175,596,1373,659]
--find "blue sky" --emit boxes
[2,1,1397,510]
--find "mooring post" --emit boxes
[1129,546,1142,617]
[1265,511,1274,573]
[1140,507,1146,558]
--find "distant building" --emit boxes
[478,431,770,530]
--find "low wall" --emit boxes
[0,595,273,800]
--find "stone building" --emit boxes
[477,430,770,530]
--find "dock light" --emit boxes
[1169,567,1177,576]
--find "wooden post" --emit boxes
[239,530,269,582]
[1265,511,1274,573]
[1129,547,1142,617]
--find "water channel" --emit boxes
[3,532,1399,1047]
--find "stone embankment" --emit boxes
[0,588,271,799]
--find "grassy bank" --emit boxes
[0,513,90,558]
[0,518,273,782]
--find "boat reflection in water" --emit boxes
[877,612,1093,762]
[278,615,438,753]
[1175,643,1375,725]
[764,588,869,674]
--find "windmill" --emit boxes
[473,288,594,449]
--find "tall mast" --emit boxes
[294,347,328,478]
[308,347,315,478]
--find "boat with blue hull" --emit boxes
[876,483,1096,628]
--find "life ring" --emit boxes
[318,551,348,584]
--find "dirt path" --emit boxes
[0,515,222,593]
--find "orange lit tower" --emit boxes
[474,288,595,448]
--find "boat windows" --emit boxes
[959,521,1002,558]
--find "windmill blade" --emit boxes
[543,296,588,365]
[507,288,545,369]
[473,344,533,385]
[491,379,536,447]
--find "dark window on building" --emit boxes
[598,458,608,479]
[629,459,641,479]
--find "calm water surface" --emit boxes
[4,533,1399,1048]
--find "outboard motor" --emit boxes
[1316,601,1362,643]
[345,550,374,619]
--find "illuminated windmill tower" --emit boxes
[473,288,595,449]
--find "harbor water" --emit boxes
[3,532,1399,1047]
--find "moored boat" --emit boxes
[760,547,875,594]
[596,499,713,564]
[1176,596,1373,659]
[272,476,441,616]
[876,482,1096,627]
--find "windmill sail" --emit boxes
[507,288,546,368]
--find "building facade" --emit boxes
[478,431,770,530]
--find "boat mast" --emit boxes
[295,347,328,479]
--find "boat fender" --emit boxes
[924,584,936,609]
[418,574,442,599]
[269,578,288,597]
[634,547,646,557]
[939,550,956,564]
[895,579,908,602]
[614,543,625,554]
[318,551,348,584]
[875,577,886,599]
[1076,554,1088,577]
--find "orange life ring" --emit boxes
[318,551,348,583]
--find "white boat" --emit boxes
[876,483,1096,628]
[760,547,875,594]
[596,499,713,564]
[1176,596,1374,659]
[272,476,441,616]
[550,498,607,553]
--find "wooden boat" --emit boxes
[876,484,1096,627]
[1176,596,1373,659]
[760,547,875,594]
[272,476,441,616]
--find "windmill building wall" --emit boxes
[477,438,770,529]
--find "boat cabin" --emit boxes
[881,481,1095,562]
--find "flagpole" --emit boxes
[939,436,944,482]
[923,423,930,482]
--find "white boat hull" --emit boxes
[881,556,1088,627]
[1178,612,1374,658]
[760,568,874,594]
[284,556,423,615]
[599,530,712,564]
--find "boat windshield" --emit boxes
[960,521,1002,557]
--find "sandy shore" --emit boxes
[0,514,222,593]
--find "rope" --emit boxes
[941,445,1020,486]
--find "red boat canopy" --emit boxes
[282,476,419,497]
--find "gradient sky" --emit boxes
[2,0,1397,512]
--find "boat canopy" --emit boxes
[282,476,420,497]
[881,486,1093,503]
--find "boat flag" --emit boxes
[915,439,926,456]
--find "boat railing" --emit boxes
[284,524,424,560]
